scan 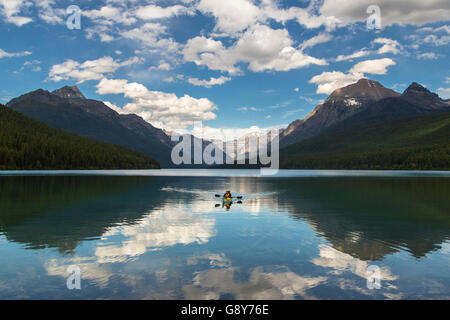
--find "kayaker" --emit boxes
[223,190,232,200]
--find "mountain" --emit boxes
[0,105,160,170]
[280,79,400,146]
[401,82,448,109]
[52,86,86,100]
[338,82,450,127]
[7,86,174,166]
[280,110,450,170]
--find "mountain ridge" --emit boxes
[280,79,449,147]
[7,87,174,166]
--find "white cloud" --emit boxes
[335,49,371,61]
[120,22,180,52]
[236,106,263,112]
[148,62,173,71]
[373,38,402,55]
[309,71,363,95]
[183,24,327,74]
[188,123,287,141]
[437,87,450,99]
[417,52,440,60]
[187,76,231,87]
[96,78,218,129]
[21,59,41,72]
[349,58,396,75]
[34,0,63,25]
[0,48,31,59]
[104,101,128,114]
[197,0,340,36]
[86,25,115,42]
[423,34,450,46]
[320,0,450,26]
[310,58,396,94]
[48,56,141,83]
[134,4,193,20]
[0,0,32,26]
[300,33,332,50]
[83,5,136,26]
[197,0,261,34]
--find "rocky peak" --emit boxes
[327,79,400,105]
[52,86,85,100]
[402,82,436,99]
[401,82,445,107]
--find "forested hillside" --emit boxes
[0,105,160,170]
[281,111,450,170]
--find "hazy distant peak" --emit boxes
[52,86,85,100]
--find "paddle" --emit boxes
[215,194,243,200]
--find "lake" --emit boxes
[0,170,449,299]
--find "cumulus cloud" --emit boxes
[197,0,260,34]
[320,0,450,26]
[183,24,327,74]
[0,0,32,26]
[48,56,141,83]
[310,58,396,94]
[34,0,64,25]
[134,4,194,20]
[83,5,136,25]
[187,76,231,87]
[309,71,363,95]
[104,101,128,114]
[373,38,403,55]
[148,62,173,71]
[96,78,218,129]
[437,87,450,99]
[120,22,180,52]
[197,0,340,35]
[349,58,396,74]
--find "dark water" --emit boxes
[0,172,449,299]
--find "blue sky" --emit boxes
[0,0,449,137]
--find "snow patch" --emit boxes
[344,98,360,107]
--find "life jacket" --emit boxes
[223,192,232,200]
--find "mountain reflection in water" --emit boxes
[0,174,449,299]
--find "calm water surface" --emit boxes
[0,170,449,299]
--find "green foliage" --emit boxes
[281,111,450,170]
[0,105,160,170]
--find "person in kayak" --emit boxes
[223,190,232,200]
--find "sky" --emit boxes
[0,0,449,138]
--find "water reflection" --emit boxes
[273,178,450,260]
[0,175,449,299]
